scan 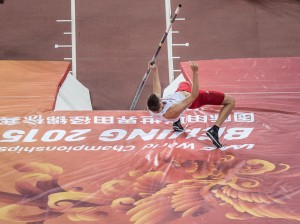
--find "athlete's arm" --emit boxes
[149,62,161,98]
[190,61,199,99]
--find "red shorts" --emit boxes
[176,82,225,109]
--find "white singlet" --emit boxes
[149,92,186,122]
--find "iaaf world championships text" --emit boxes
[0,143,255,154]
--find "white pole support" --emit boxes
[55,1,77,78]
[71,0,77,78]
[165,0,174,84]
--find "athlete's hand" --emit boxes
[148,61,157,71]
[189,61,198,72]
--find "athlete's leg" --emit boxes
[206,94,235,148]
[215,94,235,127]
[173,82,192,132]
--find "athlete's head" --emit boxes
[147,94,161,112]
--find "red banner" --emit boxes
[0,109,300,224]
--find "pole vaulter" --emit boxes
[130,4,182,110]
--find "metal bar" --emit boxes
[55,44,72,48]
[172,43,189,46]
[56,20,71,22]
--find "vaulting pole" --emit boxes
[130,4,182,110]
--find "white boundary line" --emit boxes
[228,92,300,94]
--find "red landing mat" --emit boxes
[0,58,300,224]
[180,57,300,112]
[0,60,71,115]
